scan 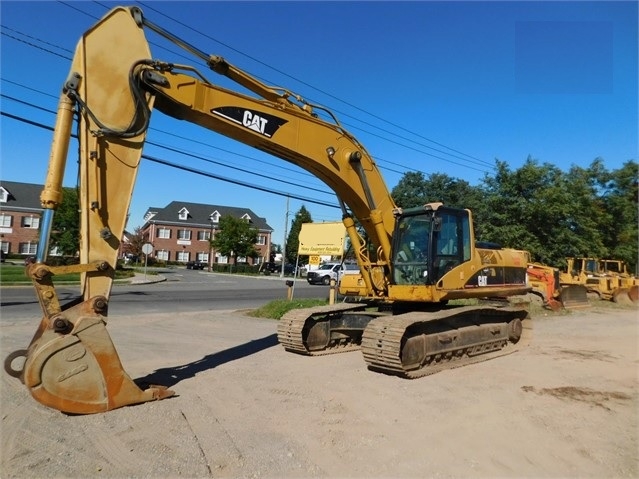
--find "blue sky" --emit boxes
[1,1,637,245]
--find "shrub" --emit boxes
[248,298,328,320]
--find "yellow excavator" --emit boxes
[4,6,532,414]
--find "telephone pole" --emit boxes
[280,196,289,279]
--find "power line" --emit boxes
[1,84,483,205]
[145,140,334,197]
[2,7,492,175]
[0,24,73,55]
[129,1,492,170]
[0,90,328,188]
[1,78,59,100]
[0,30,72,60]
[0,109,340,210]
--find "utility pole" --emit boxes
[280,196,289,279]
[208,215,214,272]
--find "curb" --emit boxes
[129,273,167,285]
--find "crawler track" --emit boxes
[277,303,367,356]
[277,302,532,379]
[361,305,531,378]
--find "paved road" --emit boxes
[0,268,329,319]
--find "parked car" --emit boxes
[124,254,139,264]
[260,262,296,276]
[186,260,206,270]
[306,262,360,285]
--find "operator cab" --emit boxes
[391,204,471,286]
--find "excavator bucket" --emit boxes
[5,300,173,415]
[559,285,591,310]
[628,285,639,303]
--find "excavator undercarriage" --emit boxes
[277,302,531,378]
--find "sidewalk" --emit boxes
[129,272,167,285]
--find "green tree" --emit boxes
[558,160,608,261]
[594,159,638,272]
[50,187,80,256]
[391,171,430,208]
[211,215,259,265]
[123,226,146,263]
[475,157,600,266]
[475,159,542,253]
[476,157,614,268]
[388,157,638,273]
[285,205,312,264]
[391,171,482,210]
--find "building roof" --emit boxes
[1,181,274,232]
[0,180,43,211]
[143,201,273,231]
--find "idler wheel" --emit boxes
[508,319,523,343]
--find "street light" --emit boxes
[208,214,214,272]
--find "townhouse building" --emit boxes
[140,201,273,266]
[1,181,274,266]
[0,181,43,257]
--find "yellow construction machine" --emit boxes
[561,257,638,304]
[526,262,590,310]
[593,259,639,303]
[604,260,639,302]
[4,6,532,414]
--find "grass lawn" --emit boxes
[0,263,134,285]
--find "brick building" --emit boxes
[140,201,273,266]
[0,181,274,266]
[0,181,43,257]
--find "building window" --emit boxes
[177,251,189,263]
[197,230,212,241]
[210,211,220,223]
[0,187,8,203]
[157,228,171,239]
[256,235,266,245]
[0,214,12,227]
[157,250,169,261]
[178,207,189,221]
[197,252,209,262]
[19,242,38,255]
[0,241,9,253]
[241,213,251,223]
[21,216,40,229]
[177,229,191,241]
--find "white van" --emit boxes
[306,262,360,285]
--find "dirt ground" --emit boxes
[1,304,638,479]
